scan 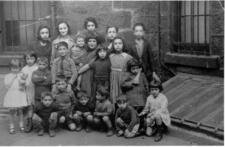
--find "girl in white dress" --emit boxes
[21,51,38,132]
[3,59,28,134]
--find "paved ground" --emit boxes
[0,71,223,146]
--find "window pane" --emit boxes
[5,21,20,46]
[19,22,27,46]
[4,1,12,20]
[206,16,209,43]
[194,1,198,15]
[186,16,191,43]
[185,1,191,15]
[199,1,205,15]
[199,16,205,43]
[181,18,185,42]
[181,2,185,16]
[206,1,209,15]
[194,16,198,43]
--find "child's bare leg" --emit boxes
[18,108,24,131]
[8,109,16,134]
[76,75,82,90]
[25,105,33,133]
[102,116,114,137]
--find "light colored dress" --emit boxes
[3,73,28,108]
[109,52,132,104]
[21,64,38,105]
[51,35,75,62]
[142,93,171,126]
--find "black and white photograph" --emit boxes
[0,0,223,146]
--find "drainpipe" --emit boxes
[157,2,176,77]
[50,1,56,37]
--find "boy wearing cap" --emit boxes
[115,95,140,138]
[139,80,170,142]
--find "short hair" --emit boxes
[56,21,71,35]
[74,34,86,42]
[149,80,163,92]
[57,41,68,50]
[126,58,142,72]
[84,17,98,29]
[55,75,67,83]
[76,90,89,100]
[96,86,109,98]
[133,22,146,31]
[37,57,49,65]
[96,44,109,59]
[24,51,38,63]
[106,26,119,33]
[37,25,51,40]
[85,31,100,45]
[116,95,128,103]
[41,91,53,100]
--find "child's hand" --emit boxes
[76,111,82,116]
[138,112,145,117]
[116,117,124,125]
[79,63,83,67]
[83,112,90,117]
[50,112,58,120]
[67,84,72,92]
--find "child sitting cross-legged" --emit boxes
[52,76,77,131]
[115,95,140,138]
[93,86,114,137]
[72,90,95,132]
[139,80,171,142]
[32,92,59,137]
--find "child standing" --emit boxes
[51,41,78,92]
[79,32,99,99]
[78,45,111,103]
[21,51,38,132]
[121,58,149,113]
[52,77,77,131]
[128,23,159,82]
[51,21,75,62]
[105,26,118,52]
[29,25,52,64]
[33,92,59,137]
[139,81,170,142]
[72,90,94,132]
[32,57,52,104]
[93,86,114,137]
[109,36,133,105]
[115,95,140,138]
[3,59,28,134]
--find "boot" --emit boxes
[106,128,114,137]
[49,129,56,137]
[37,122,44,136]
[154,125,163,142]
[25,118,33,133]
[49,119,56,137]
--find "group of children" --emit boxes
[3,17,170,142]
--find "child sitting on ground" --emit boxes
[115,95,140,138]
[93,86,114,137]
[139,80,171,142]
[72,90,95,132]
[32,57,52,104]
[32,92,59,137]
[52,76,77,131]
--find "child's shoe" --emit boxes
[9,127,15,134]
[38,128,44,136]
[49,129,56,137]
[85,126,91,133]
[116,130,124,137]
[20,127,25,133]
[154,125,163,142]
[106,129,114,137]
[75,124,83,132]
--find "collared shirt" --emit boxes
[51,57,77,84]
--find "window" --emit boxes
[2,1,50,52]
[174,1,210,55]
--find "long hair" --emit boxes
[83,17,98,29]
[95,45,109,60]
[56,21,71,36]
[111,36,127,53]
[37,25,51,41]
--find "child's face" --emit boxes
[86,21,96,31]
[41,96,53,107]
[87,39,97,50]
[98,49,107,59]
[134,26,145,39]
[58,23,69,36]
[151,88,160,98]
[79,96,89,105]
[38,62,48,70]
[56,80,67,91]
[58,45,68,57]
[130,66,140,75]
[117,100,127,110]
[40,28,49,40]
[26,55,36,66]
[96,92,106,102]
[107,27,117,40]
[113,39,123,52]
[76,37,85,48]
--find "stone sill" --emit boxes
[164,52,220,69]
